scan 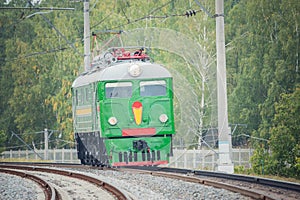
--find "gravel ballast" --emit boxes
[0,173,43,200]
[74,168,251,200]
[1,168,250,200]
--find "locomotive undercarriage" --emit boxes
[115,138,171,164]
[117,149,164,163]
[75,132,109,166]
[75,131,172,167]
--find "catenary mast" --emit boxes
[83,0,91,71]
[215,0,234,173]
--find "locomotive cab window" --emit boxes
[75,90,78,105]
[140,80,167,97]
[105,82,132,98]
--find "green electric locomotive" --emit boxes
[72,47,175,166]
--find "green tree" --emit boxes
[0,8,21,147]
[226,0,299,177]
[0,130,7,153]
[226,0,267,145]
[267,86,300,177]
[0,0,82,148]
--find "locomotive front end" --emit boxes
[98,63,175,166]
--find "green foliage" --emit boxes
[0,0,82,148]
[226,0,299,178]
[250,146,270,175]
[234,165,252,175]
[0,130,7,153]
[266,86,300,178]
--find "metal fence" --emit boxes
[0,149,80,164]
[1,148,253,169]
[169,148,253,170]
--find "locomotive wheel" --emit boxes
[91,159,97,166]
[80,159,86,165]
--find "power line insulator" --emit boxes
[185,10,196,17]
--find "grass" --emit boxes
[234,165,300,184]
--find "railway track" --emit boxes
[0,168,60,200]
[121,166,300,200]
[0,163,129,200]
[1,162,299,200]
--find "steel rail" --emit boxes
[120,166,300,200]
[122,166,300,192]
[0,164,128,200]
[0,168,60,200]
[120,168,272,200]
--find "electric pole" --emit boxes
[83,0,91,71]
[44,128,49,160]
[215,0,234,173]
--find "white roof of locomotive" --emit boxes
[72,61,172,88]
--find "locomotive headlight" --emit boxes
[108,117,118,125]
[128,64,142,77]
[159,114,168,123]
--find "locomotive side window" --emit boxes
[75,90,78,105]
[85,88,89,103]
[79,88,84,105]
[105,82,132,98]
[75,86,91,105]
[140,80,167,97]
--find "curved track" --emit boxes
[120,166,300,200]
[0,168,60,200]
[0,164,129,200]
[1,163,299,200]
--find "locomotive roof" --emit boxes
[72,62,172,88]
